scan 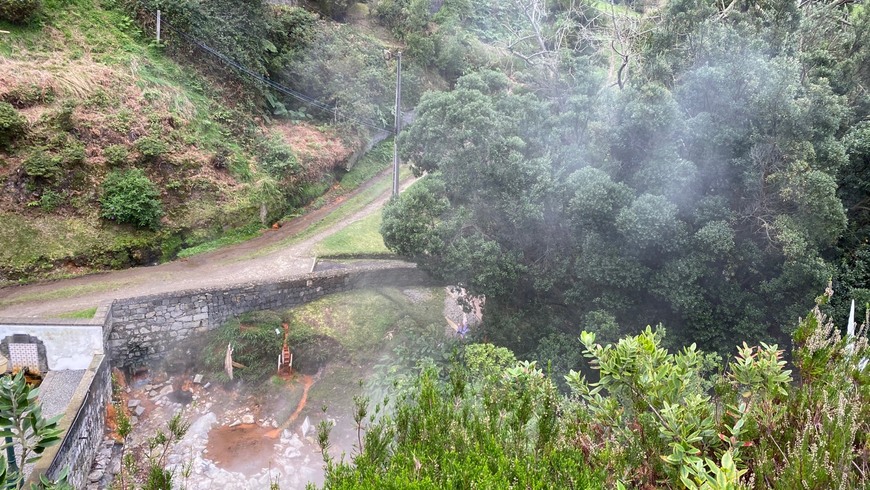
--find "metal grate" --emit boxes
[9,343,40,371]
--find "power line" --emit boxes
[149,8,395,134]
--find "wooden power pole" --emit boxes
[392,51,402,197]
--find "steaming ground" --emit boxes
[113,286,470,489]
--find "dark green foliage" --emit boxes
[22,149,61,179]
[310,0,351,20]
[321,297,869,489]
[99,169,163,229]
[257,135,298,178]
[0,102,26,150]
[134,136,167,163]
[0,372,65,488]
[30,189,63,211]
[2,83,55,108]
[319,365,605,489]
[204,311,283,383]
[0,0,41,24]
[389,28,850,355]
[103,144,129,167]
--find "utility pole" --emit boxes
[156,9,162,44]
[392,51,402,197]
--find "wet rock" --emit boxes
[88,469,104,482]
[300,416,310,437]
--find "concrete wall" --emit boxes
[28,354,110,489]
[0,319,104,371]
[108,262,436,367]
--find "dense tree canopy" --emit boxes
[382,0,869,363]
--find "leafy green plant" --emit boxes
[28,189,63,211]
[0,0,41,24]
[0,102,27,150]
[0,372,65,488]
[203,311,284,383]
[22,149,62,179]
[103,144,129,167]
[257,135,298,178]
[134,136,167,163]
[99,168,163,229]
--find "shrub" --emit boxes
[60,140,86,165]
[27,189,63,211]
[203,311,284,383]
[134,135,167,163]
[3,82,55,108]
[258,135,298,178]
[100,168,163,229]
[103,144,129,166]
[0,102,26,150]
[22,149,61,179]
[51,100,76,131]
[0,0,41,24]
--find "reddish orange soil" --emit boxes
[205,424,276,475]
[267,374,314,438]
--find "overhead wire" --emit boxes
[146,7,395,134]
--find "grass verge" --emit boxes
[0,281,127,308]
[55,306,98,319]
[313,211,389,257]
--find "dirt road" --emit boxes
[0,168,410,318]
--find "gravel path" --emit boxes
[0,170,416,318]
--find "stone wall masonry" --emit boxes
[28,354,110,489]
[107,262,438,367]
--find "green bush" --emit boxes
[99,168,163,229]
[0,102,26,150]
[60,140,86,165]
[204,311,284,383]
[258,135,298,178]
[134,135,167,163]
[27,189,63,211]
[0,0,41,24]
[3,83,55,108]
[22,149,61,179]
[103,144,129,166]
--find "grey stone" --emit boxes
[135,405,145,417]
[87,469,103,482]
[193,374,204,384]
[127,399,140,408]
[241,414,254,424]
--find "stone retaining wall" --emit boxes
[28,354,110,489]
[107,262,436,367]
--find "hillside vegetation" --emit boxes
[0,0,399,285]
[382,0,870,362]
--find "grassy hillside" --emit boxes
[0,0,377,285]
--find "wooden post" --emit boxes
[156,9,161,44]
[392,51,402,197]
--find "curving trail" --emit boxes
[0,168,415,318]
